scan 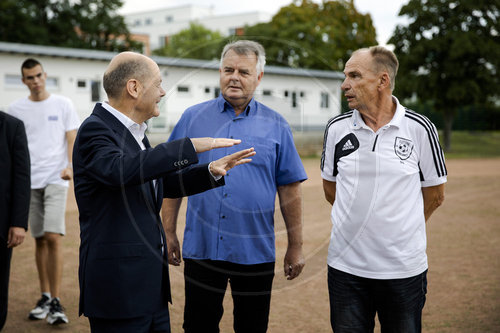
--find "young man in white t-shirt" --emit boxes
[321,47,446,332]
[8,58,80,326]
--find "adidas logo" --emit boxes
[342,140,355,151]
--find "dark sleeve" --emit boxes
[74,120,199,187]
[11,120,30,230]
[162,163,225,198]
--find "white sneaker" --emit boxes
[28,295,51,320]
[46,298,69,325]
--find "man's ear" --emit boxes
[126,79,140,98]
[379,72,390,91]
[257,71,264,84]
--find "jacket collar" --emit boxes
[92,103,142,151]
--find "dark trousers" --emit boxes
[88,306,170,333]
[0,245,12,331]
[328,266,427,333]
[183,259,275,333]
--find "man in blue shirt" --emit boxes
[162,40,307,333]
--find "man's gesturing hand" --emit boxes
[209,148,255,177]
[191,137,242,153]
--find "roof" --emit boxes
[0,41,344,80]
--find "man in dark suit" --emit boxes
[0,111,31,331]
[73,52,255,333]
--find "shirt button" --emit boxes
[230,136,233,139]
[224,193,228,198]
[220,236,223,240]
[222,215,226,219]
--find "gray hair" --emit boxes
[354,46,399,91]
[220,40,266,74]
[103,59,150,99]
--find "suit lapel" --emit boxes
[92,104,141,152]
[142,135,163,212]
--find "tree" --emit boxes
[242,0,377,71]
[153,22,225,59]
[0,0,142,52]
[389,0,500,151]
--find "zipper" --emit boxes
[372,134,379,152]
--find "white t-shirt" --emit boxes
[321,97,447,279]
[8,94,80,189]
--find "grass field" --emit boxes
[441,131,500,159]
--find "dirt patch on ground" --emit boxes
[4,158,500,332]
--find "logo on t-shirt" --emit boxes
[342,139,355,151]
[394,137,413,160]
[48,115,59,121]
[333,133,359,176]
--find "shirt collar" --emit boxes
[101,101,148,142]
[350,95,405,130]
[217,94,256,117]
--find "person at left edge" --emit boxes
[0,111,31,331]
[73,51,255,333]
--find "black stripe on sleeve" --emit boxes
[320,111,353,171]
[405,110,447,177]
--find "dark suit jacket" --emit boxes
[73,104,223,318]
[0,111,30,241]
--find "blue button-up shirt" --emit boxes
[169,95,307,264]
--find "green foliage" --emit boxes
[153,23,226,59]
[389,0,500,150]
[242,0,377,70]
[406,100,500,131]
[0,0,142,52]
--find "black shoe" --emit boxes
[28,295,51,320]
[46,298,69,325]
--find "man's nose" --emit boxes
[229,71,239,81]
[341,79,348,91]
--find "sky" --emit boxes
[119,0,410,47]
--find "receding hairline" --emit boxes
[103,52,159,99]
[105,52,154,77]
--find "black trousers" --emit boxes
[328,266,427,333]
[183,259,275,333]
[0,244,12,331]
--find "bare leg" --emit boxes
[35,237,50,294]
[44,232,62,298]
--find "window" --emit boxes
[77,80,86,88]
[284,90,288,97]
[145,18,152,25]
[263,90,272,96]
[165,16,173,22]
[321,92,329,109]
[205,87,210,94]
[291,92,297,108]
[91,80,101,102]
[300,91,305,98]
[134,19,141,26]
[46,77,59,89]
[214,87,220,98]
[4,74,23,87]
[177,86,189,93]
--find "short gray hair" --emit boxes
[354,46,399,90]
[220,40,266,74]
[103,59,150,99]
